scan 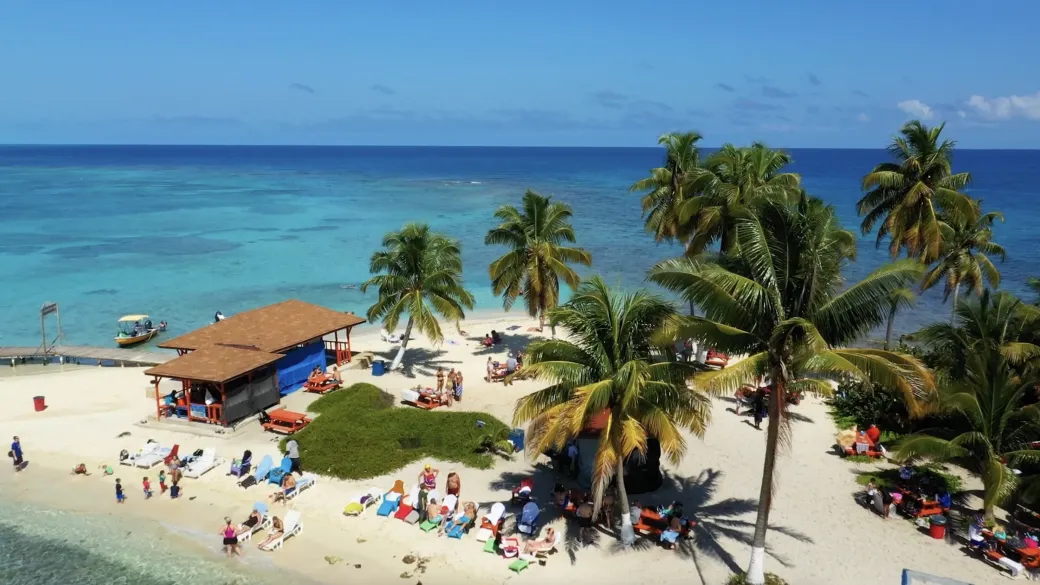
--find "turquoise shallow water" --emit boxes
[0,497,306,585]
[1,145,1038,348]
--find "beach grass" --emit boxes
[854,464,964,493]
[290,383,510,480]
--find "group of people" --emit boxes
[115,465,182,503]
[434,367,464,405]
[480,330,504,347]
[307,364,342,386]
[219,504,287,557]
[486,352,523,383]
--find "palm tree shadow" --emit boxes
[370,347,462,379]
[654,469,813,576]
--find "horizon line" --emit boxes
[2,143,1039,152]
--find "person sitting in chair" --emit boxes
[269,473,297,504]
[524,527,557,554]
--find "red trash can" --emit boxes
[928,515,947,539]
[33,396,46,412]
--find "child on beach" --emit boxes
[142,477,153,499]
[115,479,125,503]
[158,470,167,494]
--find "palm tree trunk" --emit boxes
[616,458,635,545]
[746,374,784,585]
[950,284,960,326]
[538,310,546,332]
[884,305,897,350]
[389,316,414,370]
[688,298,696,317]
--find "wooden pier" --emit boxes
[0,345,170,367]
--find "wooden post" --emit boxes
[153,376,162,420]
[346,327,352,362]
[219,382,226,426]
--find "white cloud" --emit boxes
[957,110,967,119]
[965,92,1040,120]
[856,113,870,123]
[897,99,934,120]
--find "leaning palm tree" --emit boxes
[649,194,933,585]
[884,287,917,350]
[362,223,475,370]
[858,120,978,263]
[679,143,800,254]
[513,276,711,546]
[897,350,1040,521]
[485,190,592,330]
[922,210,1006,323]
[630,131,704,245]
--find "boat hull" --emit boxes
[114,329,158,347]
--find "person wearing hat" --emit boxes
[419,464,439,491]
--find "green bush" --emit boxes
[726,573,789,585]
[827,382,910,436]
[289,383,510,480]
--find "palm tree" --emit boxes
[513,276,711,546]
[922,210,1006,323]
[630,131,703,245]
[485,190,592,331]
[649,194,933,584]
[885,287,917,350]
[910,290,1040,379]
[858,120,978,263]
[678,143,800,255]
[1027,277,1040,305]
[362,223,475,370]
[897,350,1040,520]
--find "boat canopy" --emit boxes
[118,314,150,323]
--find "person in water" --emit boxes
[220,517,241,557]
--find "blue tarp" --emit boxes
[276,341,326,396]
[901,569,973,585]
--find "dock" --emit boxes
[0,345,171,367]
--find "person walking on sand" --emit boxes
[115,478,126,503]
[10,436,24,471]
[285,438,303,476]
[486,357,495,382]
[142,476,153,499]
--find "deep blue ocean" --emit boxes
[1,145,1038,348]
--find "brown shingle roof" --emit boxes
[144,345,282,383]
[158,299,366,353]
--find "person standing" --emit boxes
[220,517,241,557]
[10,436,24,471]
[752,390,765,430]
[436,367,445,394]
[486,357,495,382]
[285,439,303,476]
[454,371,464,402]
[115,478,126,503]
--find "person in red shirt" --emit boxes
[865,424,881,445]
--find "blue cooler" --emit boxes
[372,360,385,376]
[508,428,525,452]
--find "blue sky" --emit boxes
[1,1,1038,147]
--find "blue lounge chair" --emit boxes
[376,493,401,517]
[446,515,471,539]
[242,455,273,488]
[268,457,292,485]
[517,502,539,536]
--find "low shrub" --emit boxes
[855,463,964,493]
[827,382,911,436]
[290,383,510,479]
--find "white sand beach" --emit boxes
[0,313,999,585]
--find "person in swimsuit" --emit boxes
[419,464,439,490]
[258,516,283,549]
[454,371,464,401]
[237,507,264,536]
[445,472,461,498]
[446,369,456,407]
[270,473,297,504]
[486,356,495,381]
[436,367,445,394]
[524,527,557,554]
[220,517,241,557]
[115,478,125,503]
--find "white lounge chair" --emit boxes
[260,510,302,551]
[183,448,216,478]
[121,443,158,467]
[285,476,316,501]
[476,502,507,542]
[381,329,402,344]
[344,487,384,516]
[237,502,272,542]
[135,444,171,469]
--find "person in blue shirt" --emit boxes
[937,490,952,510]
[10,436,23,470]
[115,478,126,503]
